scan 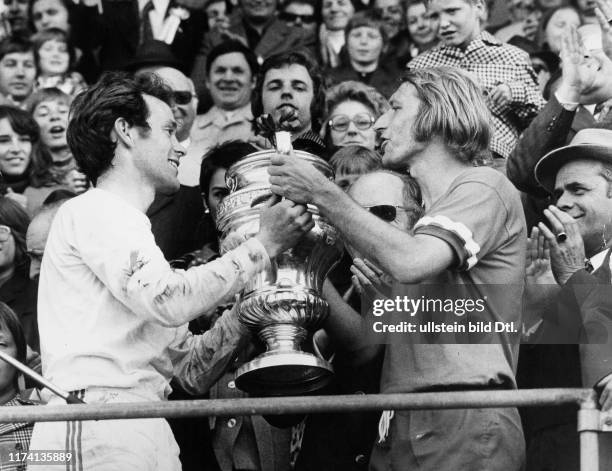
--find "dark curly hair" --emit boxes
[251,49,326,134]
[67,71,174,185]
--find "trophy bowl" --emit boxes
[216,150,342,395]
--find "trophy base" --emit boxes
[235,350,334,396]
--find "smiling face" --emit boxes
[207,52,254,111]
[329,100,377,149]
[428,0,482,49]
[322,0,355,31]
[0,51,36,102]
[407,2,438,48]
[375,82,423,170]
[554,159,612,256]
[132,95,186,195]
[347,25,384,65]
[0,118,31,178]
[32,0,70,32]
[32,98,70,151]
[37,39,70,77]
[261,63,314,135]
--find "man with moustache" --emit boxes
[267,67,526,470]
[191,0,314,100]
[253,49,327,153]
[408,0,543,171]
[190,40,259,167]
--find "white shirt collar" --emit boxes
[589,248,609,271]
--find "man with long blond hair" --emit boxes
[267,67,527,470]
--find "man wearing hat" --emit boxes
[507,23,612,471]
[533,127,612,470]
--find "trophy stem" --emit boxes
[258,324,307,352]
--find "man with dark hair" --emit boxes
[253,49,327,151]
[190,0,315,100]
[28,71,315,470]
[0,35,36,105]
[268,67,526,470]
[188,40,260,182]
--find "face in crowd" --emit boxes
[428,0,483,49]
[205,166,229,222]
[31,0,70,32]
[0,117,31,178]
[347,25,385,66]
[152,67,197,142]
[207,51,254,112]
[261,63,314,136]
[346,172,420,282]
[407,2,438,48]
[328,100,377,149]
[205,0,230,30]
[280,0,317,33]
[374,0,403,38]
[0,50,36,103]
[240,0,277,23]
[26,214,47,280]
[554,160,612,257]
[0,312,19,404]
[2,0,28,32]
[545,7,581,54]
[37,38,70,77]
[322,0,355,31]
[32,98,70,153]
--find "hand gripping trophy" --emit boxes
[215,113,342,396]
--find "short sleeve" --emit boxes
[413,177,509,271]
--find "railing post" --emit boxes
[577,390,600,471]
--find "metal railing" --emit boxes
[0,388,604,471]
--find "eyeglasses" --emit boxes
[328,113,375,132]
[279,11,317,24]
[365,205,412,222]
[0,225,10,242]
[173,91,197,105]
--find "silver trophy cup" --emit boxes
[216,149,342,395]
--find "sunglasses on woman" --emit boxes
[328,113,375,132]
[364,205,412,222]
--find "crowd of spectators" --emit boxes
[0,0,611,468]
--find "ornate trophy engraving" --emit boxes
[216,144,342,395]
